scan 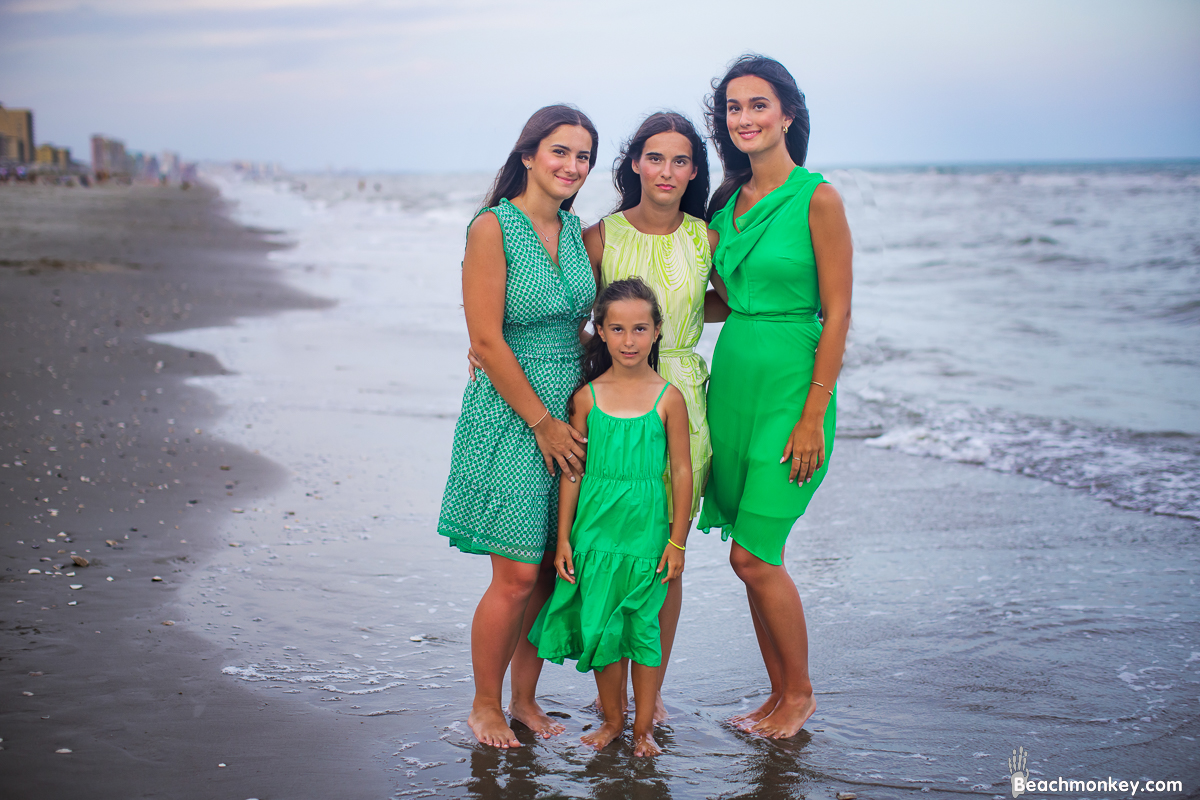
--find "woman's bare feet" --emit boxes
[469,704,520,748]
[748,693,816,739]
[580,719,623,750]
[632,728,662,757]
[652,691,669,724]
[729,692,779,729]
[508,698,565,739]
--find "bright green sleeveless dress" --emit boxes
[600,212,712,518]
[697,167,836,566]
[528,382,672,672]
[437,199,596,564]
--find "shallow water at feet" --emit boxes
[150,168,1200,797]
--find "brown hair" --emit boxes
[483,104,599,212]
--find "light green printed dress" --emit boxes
[438,199,597,564]
[600,211,712,518]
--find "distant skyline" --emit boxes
[1,0,1198,171]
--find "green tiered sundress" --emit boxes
[697,167,836,567]
[600,211,712,519]
[437,199,596,564]
[529,383,672,672]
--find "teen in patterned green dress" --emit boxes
[438,106,599,749]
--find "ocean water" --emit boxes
[243,161,1200,520]
[156,164,1200,797]
[832,162,1200,521]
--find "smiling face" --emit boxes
[597,298,660,369]
[521,124,593,203]
[632,131,697,210]
[725,75,793,156]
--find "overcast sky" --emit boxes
[2,0,1198,171]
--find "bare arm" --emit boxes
[704,228,731,322]
[658,386,692,583]
[580,220,606,347]
[782,182,853,484]
[463,212,586,479]
[553,390,592,583]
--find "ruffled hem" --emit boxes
[437,473,556,564]
[529,548,667,672]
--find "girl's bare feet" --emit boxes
[748,693,816,739]
[508,699,565,738]
[632,727,662,757]
[469,704,521,748]
[580,719,623,750]
[729,692,779,729]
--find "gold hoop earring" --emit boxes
[783,125,790,134]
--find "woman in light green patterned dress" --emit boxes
[438,105,599,749]
[581,111,728,719]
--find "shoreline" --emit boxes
[0,182,394,799]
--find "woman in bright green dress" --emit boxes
[581,111,724,719]
[438,105,599,749]
[699,56,854,739]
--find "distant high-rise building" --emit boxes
[90,135,129,179]
[0,103,35,163]
[35,143,71,167]
[160,150,180,180]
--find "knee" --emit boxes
[729,546,767,583]
[492,567,540,602]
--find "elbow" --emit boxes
[469,333,507,362]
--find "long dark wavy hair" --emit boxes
[706,55,810,220]
[570,278,663,415]
[612,111,710,220]
[483,104,599,212]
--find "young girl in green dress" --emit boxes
[528,278,693,757]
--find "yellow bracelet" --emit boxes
[667,539,686,551]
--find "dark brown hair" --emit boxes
[571,278,663,414]
[483,104,599,212]
[612,111,710,220]
[706,55,810,220]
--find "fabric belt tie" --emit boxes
[729,310,820,324]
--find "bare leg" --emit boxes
[589,657,629,715]
[581,663,625,750]
[468,554,540,748]
[631,661,663,756]
[508,554,566,738]
[729,559,786,727]
[653,575,683,723]
[728,541,816,739]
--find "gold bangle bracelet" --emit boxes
[528,410,549,428]
[668,539,686,551]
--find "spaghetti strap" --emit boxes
[588,382,597,409]
[652,382,670,412]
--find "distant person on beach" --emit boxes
[528,278,693,757]
[437,104,599,748]
[581,111,726,721]
[698,55,853,738]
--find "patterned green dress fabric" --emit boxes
[438,199,596,564]
[600,211,711,518]
[697,167,836,566]
[529,383,671,672]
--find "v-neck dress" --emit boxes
[438,198,597,564]
[529,382,672,672]
[696,167,837,566]
[600,211,712,518]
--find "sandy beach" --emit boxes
[2,176,1197,799]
